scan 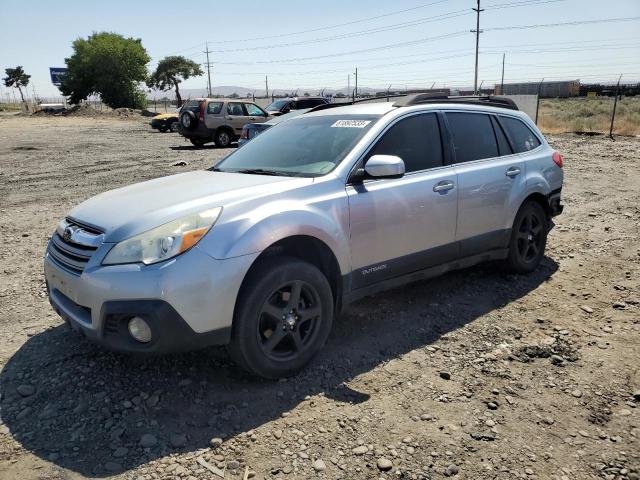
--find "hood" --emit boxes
[67,170,310,242]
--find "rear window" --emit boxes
[500,116,541,153]
[297,98,326,109]
[447,112,498,163]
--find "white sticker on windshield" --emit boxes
[331,120,371,128]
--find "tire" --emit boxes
[215,128,232,148]
[228,257,334,379]
[170,121,179,133]
[158,125,168,133]
[180,111,197,130]
[190,138,206,148]
[504,201,548,273]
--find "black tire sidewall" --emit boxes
[229,257,334,379]
[215,129,232,148]
[506,201,548,273]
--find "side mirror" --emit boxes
[364,155,405,179]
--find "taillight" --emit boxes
[552,151,563,168]
[240,127,248,139]
[199,101,205,122]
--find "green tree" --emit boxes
[3,66,30,104]
[60,32,150,109]
[147,56,202,105]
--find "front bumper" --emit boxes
[44,243,258,353]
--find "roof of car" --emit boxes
[188,98,255,103]
[304,102,396,117]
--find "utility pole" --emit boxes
[354,68,358,100]
[471,0,483,95]
[265,75,269,99]
[500,53,505,94]
[347,74,350,97]
[203,42,213,97]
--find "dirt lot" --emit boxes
[0,113,638,480]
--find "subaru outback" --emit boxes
[44,94,564,379]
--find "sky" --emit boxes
[1,0,639,100]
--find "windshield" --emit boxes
[213,114,379,177]
[266,100,289,111]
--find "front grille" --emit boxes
[47,219,102,275]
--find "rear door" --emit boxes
[445,111,525,256]
[347,112,458,289]
[226,102,251,136]
[203,101,224,130]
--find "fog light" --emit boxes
[128,316,152,343]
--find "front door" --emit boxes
[347,112,458,289]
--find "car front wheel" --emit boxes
[228,257,334,379]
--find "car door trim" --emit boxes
[342,231,510,303]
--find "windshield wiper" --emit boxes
[235,168,296,177]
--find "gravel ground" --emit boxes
[0,113,638,480]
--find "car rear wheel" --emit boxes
[170,121,179,133]
[215,129,232,148]
[228,257,334,379]
[504,201,548,273]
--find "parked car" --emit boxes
[44,94,564,379]
[178,98,270,147]
[238,108,310,147]
[150,111,179,133]
[265,96,329,116]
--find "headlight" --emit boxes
[102,207,222,265]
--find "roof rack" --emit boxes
[393,93,518,110]
[307,95,409,113]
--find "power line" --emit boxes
[201,17,640,65]
[208,0,451,44]
[485,16,640,32]
[207,10,472,53]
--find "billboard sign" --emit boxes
[49,67,67,86]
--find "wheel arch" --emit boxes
[238,235,344,315]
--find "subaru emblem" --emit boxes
[63,226,73,243]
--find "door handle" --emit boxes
[249,117,256,121]
[433,180,455,192]
[506,167,521,177]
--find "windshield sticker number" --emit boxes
[331,120,371,128]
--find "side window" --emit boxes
[298,99,324,109]
[227,103,246,116]
[245,103,266,116]
[447,112,499,163]
[367,113,443,173]
[207,102,223,114]
[491,116,512,156]
[500,116,541,153]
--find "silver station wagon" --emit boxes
[44,94,564,378]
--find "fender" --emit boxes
[199,184,352,275]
